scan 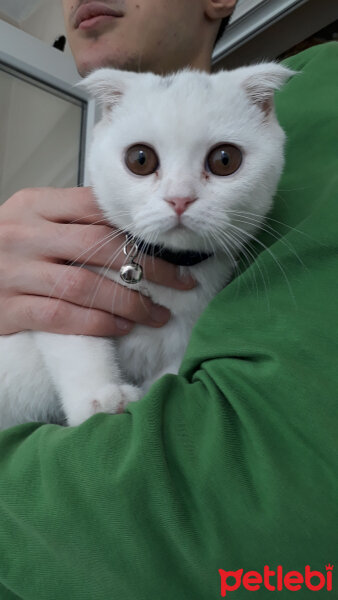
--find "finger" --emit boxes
[4,295,134,337]
[139,255,196,290]
[12,261,171,327]
[33,187,110,225]
[32,222,196,290]
[16,222,124,264]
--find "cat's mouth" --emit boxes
[161,220,197,241]
[127,208,217,255]
[170,223,186,231]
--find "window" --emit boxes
[0,19,95,204]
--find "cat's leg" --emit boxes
[34,332,141,426]
[0,331,59,429]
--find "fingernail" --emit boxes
[115,317,133,332]
[176,268,195,287]
[150,304,170,323]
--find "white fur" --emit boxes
[0,65,292,428]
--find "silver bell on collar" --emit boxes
[120,262,143,284]
[120,235,143,284]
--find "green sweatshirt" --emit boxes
[0,43,337,600]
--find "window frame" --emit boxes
[0,19,96,186]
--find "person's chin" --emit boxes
[76,54,108,77]
[76,45,142,77]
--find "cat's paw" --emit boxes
[90,383,141,416]
[65,383,141,426]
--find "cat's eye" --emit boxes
[206,144,242,176]
[125,144,159,176]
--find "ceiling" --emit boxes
[0,0,49,23]
[231,0,266,22]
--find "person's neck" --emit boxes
[151,48,212,75]
[189,55,212,73]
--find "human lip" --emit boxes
[74,2,123,29]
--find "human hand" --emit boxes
[0,187,195,336]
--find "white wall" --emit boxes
[0,68,83,203]
[21,1,72,55]
[0,2,86,202]
[0,0,71,55]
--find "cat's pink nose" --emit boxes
[165,196,197,216]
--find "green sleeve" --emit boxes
[0,43,337,599]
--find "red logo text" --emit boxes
[219,565,333,596]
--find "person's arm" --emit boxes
[0,186,195,336]
[0,43,337,599]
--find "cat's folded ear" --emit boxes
[232,63,297,117]
[76,68,137,115]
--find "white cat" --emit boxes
[0,64,293,428]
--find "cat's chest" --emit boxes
[116,315,194,385]
[115,276,209,384]
[90,257,230,384]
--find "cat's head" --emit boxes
[81,64,294,254]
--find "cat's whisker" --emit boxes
[209,228,239,281]
[215,227,252,300]
[45,231,120,307]
[84,225,136,312]
[213,225,259,291]
[46,227,128,305]
[221,227,270,308]
[276,184,314,192]
[83,244,129,327]
[68,212,105,225]
[68,208,132,227]
[135,234,160,313]
[220,231,254,295]
[142,231,161,274]
[206,228,244,300]
[48,218,136,317]
[226,223,297,306]
[226,213,307,271]
[227,208,315,242]
[66,227,126,271]
[226,209,294,236]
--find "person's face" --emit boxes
[62,0,224,75]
